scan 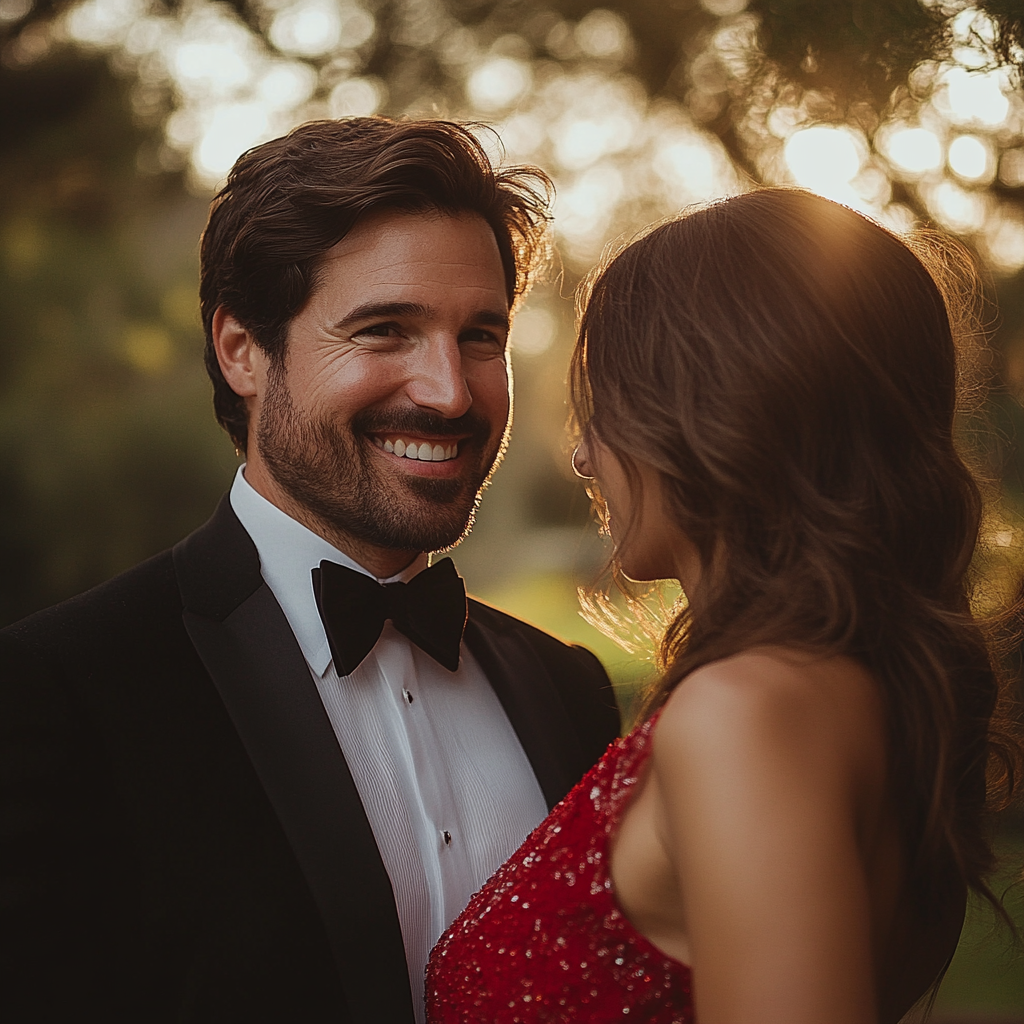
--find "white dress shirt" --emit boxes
[229,467,547,1022]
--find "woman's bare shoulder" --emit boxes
[652,647,887,789]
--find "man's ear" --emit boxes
[212,307,259,398]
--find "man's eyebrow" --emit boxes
[475,309,512,331]
[333,301,430,332]
[333,301,511,334]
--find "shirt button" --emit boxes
[402,688,414,704]
[442,830,452,847]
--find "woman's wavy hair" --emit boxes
[200,117,553,450]
[570,188,1021,918]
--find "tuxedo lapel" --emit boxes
[464,603,589,810]
[173,497,414,1024]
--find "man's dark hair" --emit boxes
[200,117,553,450]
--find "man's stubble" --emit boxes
[255,360,509,554]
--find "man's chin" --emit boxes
[397,477,481,548]
[403,474,467,505]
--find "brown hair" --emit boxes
[571,188,1021,919]
[200,117,553,449]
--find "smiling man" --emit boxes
[217,207,512,576]
[0,119,618,1024]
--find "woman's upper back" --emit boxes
[608,648,965,1024]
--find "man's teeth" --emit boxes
[375,438,459,461]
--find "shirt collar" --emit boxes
[229,465,428,676]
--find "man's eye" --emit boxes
[355,323,401,340]
[461,329,503,345]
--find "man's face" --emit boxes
[246,208,512,563]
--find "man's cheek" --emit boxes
[482,366,512,422]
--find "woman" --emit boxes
[425,189,1019,1023]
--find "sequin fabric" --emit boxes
[425,715,693,1023]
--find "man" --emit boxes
[0,119,619,1023]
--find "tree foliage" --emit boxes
[1,0,1023,624]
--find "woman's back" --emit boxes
[609,648,965,1024]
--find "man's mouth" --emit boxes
[370,435,461,462]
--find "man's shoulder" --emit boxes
[1,493,247,659]
[466,596,621,752]
[466,598,614,700]
[1,547,181,659]
[467,596,607,676]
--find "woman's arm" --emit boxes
[651,650,889,1024]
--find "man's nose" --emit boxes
[405,337,474,418]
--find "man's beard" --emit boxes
[255,365,508,553]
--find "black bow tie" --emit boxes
[312,556,468,677]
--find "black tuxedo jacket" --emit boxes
[0,497,619,1023]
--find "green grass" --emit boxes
[933,829,1024,1021]
[475,570,1024,1021]
[476,571,657,725]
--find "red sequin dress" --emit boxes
[425,715,693,1023]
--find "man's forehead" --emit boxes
[327,207,500,263]
[315,208,509,309]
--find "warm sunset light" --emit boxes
[783,125,864,204]
[4,5,1022,1015]
[939,65,1011,128]
[467,57,532,112]
[329,76,384,117]
[948,134,994,182]
[883,127,944,176]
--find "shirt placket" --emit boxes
[378,631,473,941]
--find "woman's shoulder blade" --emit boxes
[652,648,888,790]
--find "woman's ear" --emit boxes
[212,307,259,398]
[572,442,595,480]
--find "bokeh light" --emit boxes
[948,134,994,182]
[268,1,372,58]
[999,148,1024,188]
[58,0,390,186]
[783,125,865,205]
[882,126,944,177]
[122,323,174,374]
[700,0,748,14]
[938,65,1011,128]
[547,75,642,170]
[257,62,318,110]
[510,306,556,358]
[54,0,1024,287]
[0,0,33,22]
[983,213,1024,274]
[573,9,629,60]
[172,36,253,100]
[653,138,719,202]
[926,180,989,234]
[851,7,1023,251]
[329,76,384,117]
[194,103,271,181]
[268,4,338,57]
[554,164,624,253]
[461,51,737,265]
[467,58,532,112]
[64,0,143,46]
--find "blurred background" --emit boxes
[0,0,1021,1018]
